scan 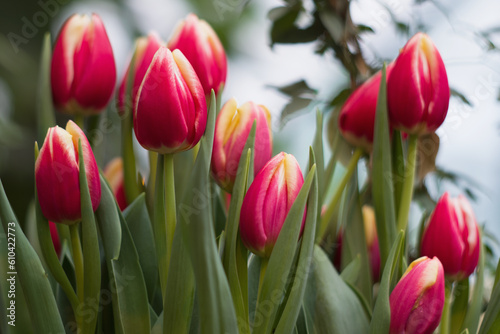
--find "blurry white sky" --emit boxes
[50,0,500,244]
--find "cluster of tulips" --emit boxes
[0,9,496,334]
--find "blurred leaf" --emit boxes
[329,87,352,107]
[357,24,374,34]
[280,97,315,127]
[273,80,318,97]
[36,32,55,144]
[268,4,323,45]
[450,88,472,106]
[391,130,404,216]
[303,246,370,333]
[340,255,361,284]
[451,279,469,334]
[479,258,500,334]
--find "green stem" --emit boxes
[396,134,418,232]
[164,154,177,280]
[440,282,453,334]
[317,148,363,242]
[146,151,158,220]
[256,257,269,312]
[122,112,141,204]
[153,155,167,298]
[70,224,84,329]
[74,114,85,130]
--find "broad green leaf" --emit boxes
[371,64,397,270]
[479,262,500,333]
[370,231,405,334]
[303,246,370,333]
[275,149,318,334]
[123,194,158,301]
[340,255,361,285]
[0,179,64,332]
[253,165,316,334]
[57,242,77,333]
[36,32,55,144]
[450,279,469,334]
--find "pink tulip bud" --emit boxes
[116,32,163,116]
[168,14,227,95]
[239,152,305,258]
[388,33,450,135]
[49,221,61,256]
[134,47,207,154]
[35,121,101,224]
[51,14,116,115]
[211,98,272,192]
[103,157,128,211]
[390,256,445,334]
[421,192,480,280]
[339,64,394,151]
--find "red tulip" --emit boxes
[389,256,445,334]
[388,33,450,135]
[116,32,163,116]
[103,157,128,211]
[134,47,207,154]
[421,192,481,280]
[211,98,272,192]
[239,152,305,258]
[35,121,101,224]
[51,13,116,115]
[339,64,394,151]
[168,13,227,95]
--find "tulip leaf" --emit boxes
[0,179,65,332]
[479,260,500,334]
[370,230,405,334]
[340,255,361,285]
[178,89,238,334]
[123,194,158,302]
[391,130,405,216]
[302,245,370,333]
[56,242,78,331]
[371,64,397,270]
[275,148,319,334]
[450,279,469,334]
[36,32,55,144]
[253,164,316,334]
[461,238,485,334]
[312,110,325,218]
[248,254,262,325]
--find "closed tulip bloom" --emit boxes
[212,98,272,192]
[51,13,116,115]
[103,157,128,211]
[239,152,305,258]
[134,47,207,154]
[389,257,445,334]
[387,33,450,134]
[421,192,480,280]
[339,64,394,151]
[36,121,101,224]
[116,32,163,116]
[168,13,227,95]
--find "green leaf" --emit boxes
[450,88,472,106]
[371,64,397,270]
[253,165,316,334]
[370,231,405,334]
[479,259,500,333]
[450,279,469,334]
[391,130,405,217]
[36,32,55,144]
[272,80,318,97]
[248,254,261,325]
[329,87,352,107]
[270,80,317,128]
[340,255,361,285]
[303,246,370,333]
[0,179,65,332]
[123,194,158,301]
[312,111,325,217]
[275,148,319,334]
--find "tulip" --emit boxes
[389,256,445,334]
[134,47,207,154]
[35,120,101,224]
[239,152,305,258]
[49,221,61,256]
[387,33,450,135]
[168,13,227,95]
[116,32,163,116]
[338,64,394,151]
[51,13,116,115]
[421,192,481,280]
[211,98,272,192]
[103,157,128,211]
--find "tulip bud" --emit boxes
[103,157,128,211]
[212,98,272,192]
[389,256,445,334]
[239,152,305,258]
[134,47,207,154]
[49,221,61,256]
[387,33,450,135]
[168,13,227,95]
[35,121,101,224]
[51,13,116,115]
[116,32,163,116]
[421,192,480,280]
[339,64,394,151]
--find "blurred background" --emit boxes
[1,0,499,257]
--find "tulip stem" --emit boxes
[122,112,141,204]
[317,148,363,242]
[69,224,84,329]
[396,134,418,232]
[440,282,453,334]
[153,155,167,298]
[256,258,269,310]
[164,154,177,280]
